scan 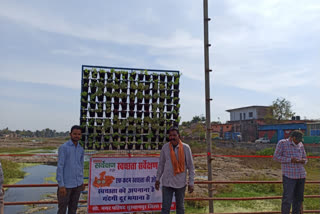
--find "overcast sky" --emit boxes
[0,0,319,131]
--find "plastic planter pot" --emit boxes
[145,74,151,81]
[105,111,111,118]
[127,143,134,150]
[152,73,159,81]
[121,111,127,118]
[174,84,179,90]
[137,104,143,111]
[144,111,150,117]
[137,111,142,117]
[173,98,180,105]
[159,74,165,82]
[83,69,90,79]
[166,98,173,104]
[167,75,173,82]
[129,110,135,117]
[138,74,144,81]
[129,103,135,111]
[166,105,173,111]
[89,110,95,118]
[87,142,93,150]
[121,102,128,111]
[115,72,121,79]
[174,90,179,97]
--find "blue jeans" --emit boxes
[282,175,305,214]
[161,186,186,214]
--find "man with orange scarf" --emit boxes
[155,127,195,214]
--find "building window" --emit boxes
[240,113,242,120]
[249,112,253,117]
[244,113,246,120]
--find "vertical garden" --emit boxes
[79,66,181,150]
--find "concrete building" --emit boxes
[226,106,271,142]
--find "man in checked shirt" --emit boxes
[273,130,307,214]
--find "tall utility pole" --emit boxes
[203,0,214,213]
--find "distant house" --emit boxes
[226,106,271,142]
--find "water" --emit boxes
[4,165,58,214]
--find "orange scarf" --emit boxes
[169,140,185,175]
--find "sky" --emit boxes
[0,0,319,132]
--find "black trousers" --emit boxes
[281,175,305,214]
[57,185,82,214]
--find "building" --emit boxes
[258,123,307,143]
[226,106,271,142]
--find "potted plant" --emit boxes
[81,98,88,109]
[136,91,143,103]
[129,71,136,81]
[152,73,159,81]
[106,82,114,93]
[103,135,111,150]
[173,97,180,105]
[166,72,173,82]
[159,83,166,92]
[120,110,127,118]
[114,71,121,79]
[138,71,144,81]
[130,82,137,94]
[96,89,104,102]
[160,73,165,82]
[166,104,173,111]
[90,80,97,93]
[159,92,166,102]
[105,107,112,118]
[121,71,128,80]
[135,139,142,150]
[83,69,90,79]
[152,93,159,103]
[87,138,93,150]
[82,82,89,92]
[112,91,120,103]
[120,82,128,91]
[92,69,98,79]
[174,90,179,97]
[144,93,151,102]
[137,83,144,91]
[158,103,165,112]
[99,69,106,80]
[89,108,95,117]
[173,74,180,90]
[120,93,127,103]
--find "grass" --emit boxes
[1,160,38,185]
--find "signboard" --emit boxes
[88,157,175,213]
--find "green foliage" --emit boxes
[1,160,25,184]
[265,97,295,122]
[256,148,275,156]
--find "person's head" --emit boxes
[70,125,82,143]
[290,130,304,144]
[168,126,180,146]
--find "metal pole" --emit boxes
[203,0,214,213]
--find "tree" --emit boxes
[266,98,295,122]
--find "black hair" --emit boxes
[290,130,303,139]
[70,125,82,133]
[168,126,180,135]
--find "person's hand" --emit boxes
[155,181,160,191]
[59,187,67,197]
[81,184,85,191]
[188,185,194,193]
[291,158,298,163]
[297,159,306,164]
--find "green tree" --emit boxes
[265,98,295,122]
